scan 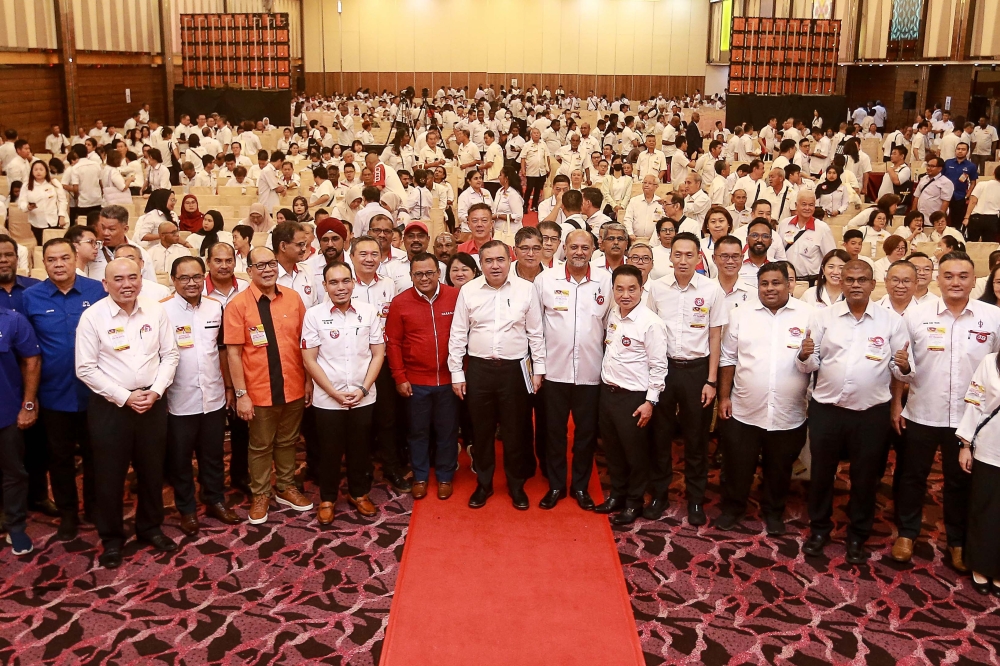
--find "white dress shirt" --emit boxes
[351,273,395,315]
[796,300,910,410]
[635,150,667,180]
[19,180,68,229]
[256,163,282,213]
[715,278,759,315]
[492,187,524,228]
[622,195,665,241]
[277,261,317,308]
[447,273,546,383]
[534,265,612,385]
[646,272,728,359]
[203,276,249,308]
[899,298,1000,428]
[684,189,712,224]
[456,187,494,231]
[777,215,836,278]
[601,303,668,402]
[148,243,191,275]
[161,295,226,416]
[520,140,551,177]
[721,298,812,430]
[68,159,104,208]
[957,353,1000,467]
[75,296,179,407]
[302,301,384,410]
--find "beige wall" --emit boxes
[1,0,59,50]
[302,0,709,78]
[970,0,999,57]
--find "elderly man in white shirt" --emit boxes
[683,173,711,224]
[776,190,836,280]
[716,261,811,532]
[623,175,665,243]
[635,134,667,182]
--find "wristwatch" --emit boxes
[359,386,370,398]
[705,380,717,388]
[235,389,247,399]
[22,401,34,411]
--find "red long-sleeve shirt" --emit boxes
[385,284,459,387]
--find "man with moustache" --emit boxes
[306,217,351,298]
[385,221,447,292]
[737,218,776,287]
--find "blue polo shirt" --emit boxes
[943,157,978,200]
[0,306,41,430]
[22,276,107,413]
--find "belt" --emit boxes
[469,357,520,367]
[668,357,709,368]
[602,382,641,394]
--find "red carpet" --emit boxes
[381,445,644,665]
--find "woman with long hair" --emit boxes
[133,188,179,246]
[979,264,1000,306]
[492,166,524,231]
[101,150,134,205]
[801,248,850,307]
[456,170,494,232]
[19,160,68,244]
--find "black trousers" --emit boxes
[41,408,95,519]
[88,396,168,549]
[524,176,546,211]
[373,362,407,475]
[966,459,1000,578]
[545,381,600,493]
[0,423,28,534]
[651,358,712,502]
[523,383,548,477]
[301,405,319,475]
[949,198,969,229]
[720,418,806,520]
[227,408,249,486]
[967,214,1000,243]
[165,408,227,515]
[465,357,530,489]
[23,420,49,504]
[808,400,891,541]
[894,419,968,546]
[598,385,648,507]
[315,405,374,502]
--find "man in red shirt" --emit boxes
[458,203,514,259]
[385,252,460,500]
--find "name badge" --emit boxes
[249,324,269,347]
[690,306,709,329]
[865,336,886,361]
[554,289,570,312]
[926,325,946,351]
[109,326,130,351]
[175,325,194,348]
[786,326,804,349]
[965,381,986,406]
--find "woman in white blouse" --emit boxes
[893,210,930,243]
[801,249,848,307]
[872,235,908,282]
[19,160,68,244]
[277,128,295,153]
[101,151,134,205]
[602,159,634,221]
[492,166,525,232]
[856,208,892,253]
[186,209,234,257]
[814,166,851,217]
[456,170,494,232]
[381,131,416,174]
[957,352,1000,596]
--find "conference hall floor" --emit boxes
[0,443,997,665]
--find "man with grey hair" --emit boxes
[683,172,711,223]
[89,205,157,282]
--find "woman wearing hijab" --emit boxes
[332,184,362,226]
[292,195,313,223]
[815,165,851,217]
[379,189,403,223]
[132,188,179,247]
[240,202,274,233]
[187,209,234,256]
[178,193,205,233]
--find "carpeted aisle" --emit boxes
[381,447,644,666]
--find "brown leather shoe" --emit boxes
[275,487,314,512]
[348,494,377,516]
[317,501,335,525]
[891,537,914,562]
[179,512,200,536]
[205,502,241,525]
[437,482,453,500]
[949,546,968,572]
[248,494,270,525]
[411,481,428,499]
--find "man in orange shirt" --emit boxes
[224,246,313,525]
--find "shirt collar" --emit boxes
[108,297,143,317]
[832,299,875,320]
[793,215,816,231]
[564,264,591,283]
[936,297,973,318]
[417,283,441,302]
[248,282,281,302]
[330,302,357,315]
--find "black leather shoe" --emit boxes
[29,498,60,517]
[765,515,786,536]
[714,513,740,531]
[802,533,829,557]
[991,583,1000,599]
[387,471,413,493]
[468,485,493,508]
[594,496,625,514]
[56,516,78,541]
[139,532,178,553]
[610,506,641,525]
[571,490,595,511]
[688,502,706,526]
[971,578,990,595]
[99,548,122,569]
[539,489,566,510]
[845,539,868,565]
[510,486,529,511]
[643,497,668,520]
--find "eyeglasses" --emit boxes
[748,233,771,241]
[175,274,205,284]
[715,253,742,263]
[605,235,627,243]
[627,255,652,264]
[659,228,676,235]
[913,267,934,274]
[888,277,914,286]
[370,227,394,235]
[541,235,561,243]
[517,245,542,253]
[77,239,103,249]
[842,276,871,285]
[250,260,279,271]
[412,270,438,280]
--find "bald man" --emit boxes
[148,221,191,276]
[775,190,835,283]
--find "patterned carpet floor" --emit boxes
[0,446,998,665]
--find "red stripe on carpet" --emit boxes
[382,444,644,665]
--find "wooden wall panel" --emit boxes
[0,66,65,146]
[75,65,165,128]
[414,72,433,95]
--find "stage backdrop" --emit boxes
[726,95,847,132]
[174,89,292,126]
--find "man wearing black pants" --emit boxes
[535,229,612,509]
[891,251,1000,570]
[75,257,180,569]
[798,260,911,563]
[595,265,668,524]
[716,262,811,533]
[519,128,551,212]
[646,233,727,524]
[448,240,546,510]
